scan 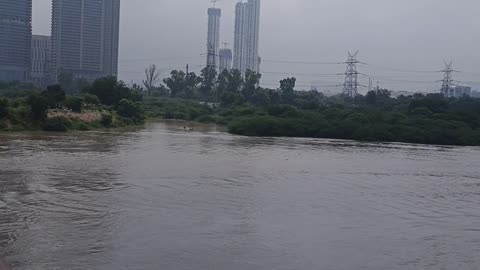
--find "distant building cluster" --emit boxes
[206,0,261,74]
[453,86,472,98]
[0,0,120,86]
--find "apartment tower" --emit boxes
[51,0,120,81]
[207,8,221,69]
[0,0,32,81]
[233,0,261,73]
[31,35,52,86]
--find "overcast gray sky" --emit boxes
[33,0,480,93]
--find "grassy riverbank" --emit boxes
[0,77,144,132]
[143,94,480,146]
[2,69,480,146]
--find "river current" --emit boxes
[1,121,479,270]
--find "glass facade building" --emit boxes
[0,0,32,81]
[51,0,120,81]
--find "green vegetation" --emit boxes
[2,66,480,146]
[0,77,145,132]
[141,67,480,146]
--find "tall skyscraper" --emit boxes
[219,48,232,72]
[31,35,52,87]
[51,0,120,82]
[233,0,261,73]
[206,8,221,69]
[0,0,32,82]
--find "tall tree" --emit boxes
[228,69,243,93]
[199,66,217,101]
[82,77,135,105]
[143,64,160,96]
[42,85,66,108]
[185,72,201,99]
[280,77,296,104]
[217,69,231,96]
[244,70,262,100]
[164,70,186,98]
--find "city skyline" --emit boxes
[26,0,480,93]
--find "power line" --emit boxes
[359,63,441,73]
[120,55,203,63]
[261,59,344,65]
[261,71,343,76]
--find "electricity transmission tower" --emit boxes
[440,62,455,98]
[343,51,360,98]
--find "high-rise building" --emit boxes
[219,48,232,72]
[0,0,32,82]
[207,8,221,68]
[31,35,52,87]
[51,0,120,82]
[233,0,261,73]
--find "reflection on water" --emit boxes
[1,121,480,270]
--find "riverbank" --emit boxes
[0,77,144,132]
[2,75,480,146]
[3,94,480,146]
[143,96,480,146]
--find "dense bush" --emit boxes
[100,113,113,127]
[227,94,480,146]
[0,97,8,119]
[64,96,83,112]
[116,99,145,122]
[42,116,70,132]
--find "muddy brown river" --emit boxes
[1,121,479,270]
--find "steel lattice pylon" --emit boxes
[441,62,454,98]
[343,51,359,98]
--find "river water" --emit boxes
[0,121,479,270]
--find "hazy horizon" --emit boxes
[33,0,480,93]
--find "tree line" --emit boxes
[140,65,480,146]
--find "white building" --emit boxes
[51,0,120,82]
[233,0,261,73]
[206,8,221,69]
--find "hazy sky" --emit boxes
[32,0,480,93]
